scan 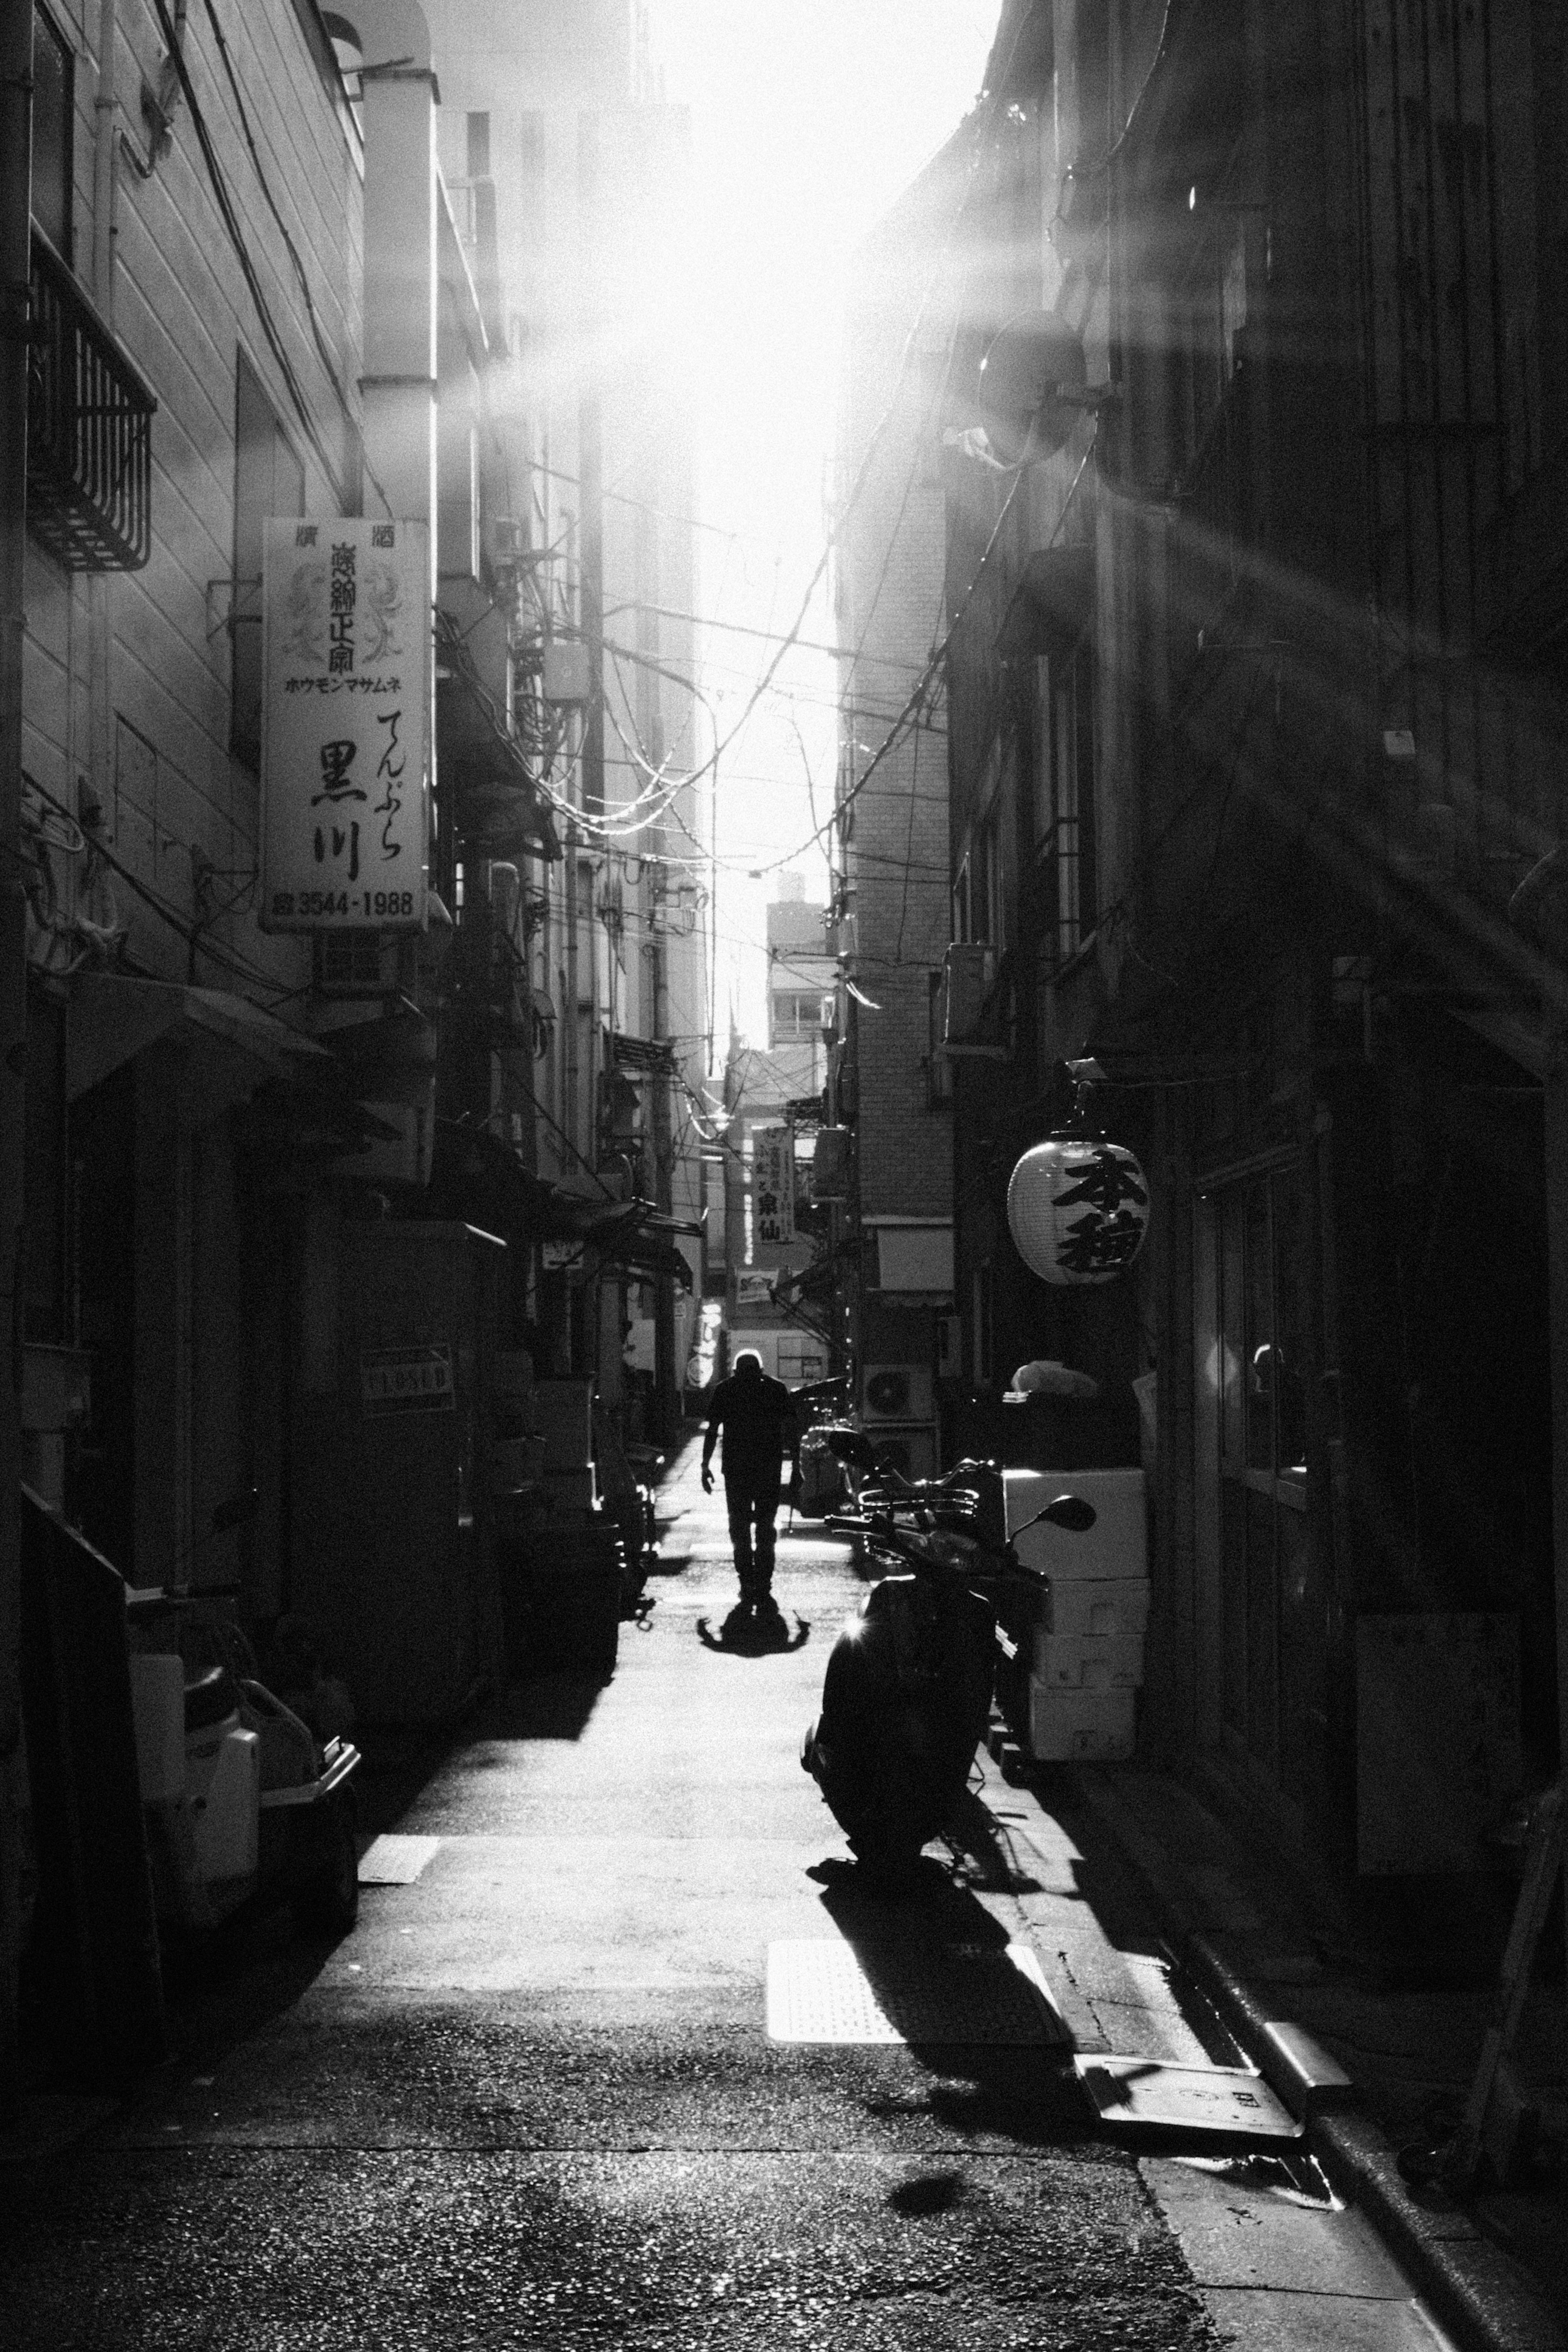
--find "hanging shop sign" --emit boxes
[1007,1130,1149,1286]
[753,1126,797,1248]
[260,517,430,932]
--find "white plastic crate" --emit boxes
[1033,1630,1145,1690]
[1042,1576,1150,1640]
[1027,1680,1136,1762]
[1006,1468,1147,1581]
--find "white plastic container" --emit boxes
[1006,1467,1147,1579]
[191,1726,260,1882]
[1042,1577,1151,1640]
[128,1654,185,1804]
[1033,1630,1145,1690]
[1027,1680,1136,1761]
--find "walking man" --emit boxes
[701,1351,800,1615]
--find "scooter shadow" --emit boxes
[695,1606,811,1656]
[808,1855,1085,2142]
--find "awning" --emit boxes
[598,1228,695,1292]
[66,974,330,1102]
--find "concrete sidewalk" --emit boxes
[1065,1762,1568,2352]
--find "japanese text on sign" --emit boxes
[753,1127,796,1248]
[261,517,430,932]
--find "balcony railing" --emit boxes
[27,231,156,572]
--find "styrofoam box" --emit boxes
[1042,1576,1151,1640]
[1027,1680,1136,1762]
[1007,1467,1147,1580]
[1033,1630,1145,1690]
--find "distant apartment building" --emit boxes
[419,0,707,1433]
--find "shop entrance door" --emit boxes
[1192,1157,1320,1840]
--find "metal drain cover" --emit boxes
[1076,2057,1301,2139]
[767,1939,1069,2045]
[357,1834,441,1884]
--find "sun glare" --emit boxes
[651,2,997,1028]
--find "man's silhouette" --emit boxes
[701,1351,800,1613]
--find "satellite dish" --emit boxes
[977,313,1089,464]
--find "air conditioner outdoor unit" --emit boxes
[866,1422,938,1484]
[862,1364,935,1424]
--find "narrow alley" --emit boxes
[0,1442,1468,2351]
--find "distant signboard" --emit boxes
[753,1126,796,1247]
[261,516,430,932]
[735,1270,775,1309]
[361,1344,454,1417]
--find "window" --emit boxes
[771,988,825,1042]
[1033,642,1096,965]
[231,351,305,768]
[31,4,72,263]
[954,792,1004,948]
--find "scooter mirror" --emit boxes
[1023,1494,1097,1535]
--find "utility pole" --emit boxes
[650,854,675,1440]
[0,0,33,2125]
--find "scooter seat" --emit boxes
[183,1664,240,1734]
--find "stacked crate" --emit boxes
[512,1378,619,1679]
[1005,1468,1147,1761]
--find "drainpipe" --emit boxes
[92,0,116,312]
[0,0,33,2127]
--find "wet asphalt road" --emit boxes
[0,1443,1230,2350]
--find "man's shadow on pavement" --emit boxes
[696,1603,811,1655]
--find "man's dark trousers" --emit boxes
[725,1469,783,1602]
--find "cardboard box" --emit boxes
[540,1465,597,1515]
[492,1350,536,1400]
[490,1435,547,1491]
[1042,1577,1150,1640]
[1027,1680,1136,1762]
[533,1379,594,1471]
[1033,1630,1145,1690]
[1007,1467,1147,1580]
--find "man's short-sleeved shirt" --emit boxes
[707,1370,796,1485]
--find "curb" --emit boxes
[1059,1767,1568,2352]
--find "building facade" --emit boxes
[831,149,961,1480]
[896,0,1566,1944]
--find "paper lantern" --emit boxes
[1007,1132,1149,1286]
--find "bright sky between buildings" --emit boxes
[651,1,998,1042]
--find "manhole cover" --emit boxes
[1076,2056,1301,2139]
[767,1939,1070,2045]
[357,1834,441,1884]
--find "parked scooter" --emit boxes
[124,1494,362,1938]
[802,1432,1094,1882]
